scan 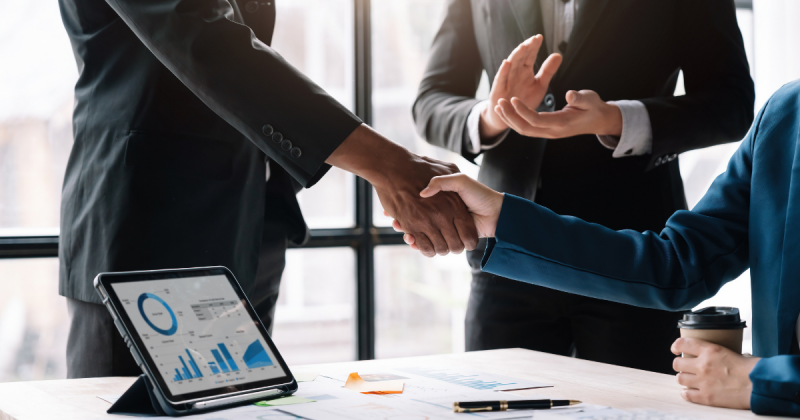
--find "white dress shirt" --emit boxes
[465,0,653,157]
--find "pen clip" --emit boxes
[453,404,493,413]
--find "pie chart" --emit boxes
[137,292,178,336]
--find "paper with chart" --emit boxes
[280,367,560,420]
[92,366,562,420]
[323,365,552,392]
[533,408,700,420]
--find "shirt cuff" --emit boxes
[596,100,653,158]
[466,100,510,154]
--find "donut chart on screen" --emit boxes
[138,292,178,336]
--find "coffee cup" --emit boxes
[677,306,746,357]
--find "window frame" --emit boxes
[0,0,402,362]
[0,0,755,362]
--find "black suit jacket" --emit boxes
[414,0,754,234]
[58,0,361,303]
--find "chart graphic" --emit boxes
[137,293,178,336]
[243,339,273,368]
[210,343,241,372]
[173,349,204,381]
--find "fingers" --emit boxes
[510,97,569,128]
[492,59,511,98]
[672,337,710,358]
[509,35,541,76]
[428,229,451,256]
[440,221,466,255]
[420,174,469,198]
[565,89,599,108]
[496,99,535,133]
[681,389,713,407]
[676,371,701,389]
[412,232,436,257]
[392,219,403,232]
[454,211,479,251]
[522,35,543,69]
[535,52,562,87]
[403,233,415,245]
[672,356,697,374]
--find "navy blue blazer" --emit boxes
[481,80,800,416]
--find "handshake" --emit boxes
[332,35,623,257]
[386,173,501,258]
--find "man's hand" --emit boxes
[495,89,623,139]
[391,174,504,252]
[480,35,562,140]
[671,338,760,410]
[327,125,478,257]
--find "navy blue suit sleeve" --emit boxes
[481,103,767,311]
[750,356,800,416]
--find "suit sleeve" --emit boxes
[104,0,362,187]
[480,98,767,311]
[640,0,755,170]
[412,0,485,162]
[749,356,800,416]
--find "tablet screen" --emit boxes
[109,274,288,397]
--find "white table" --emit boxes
[0,348,788,419]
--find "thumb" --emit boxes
[420,174,466,198]
[565,90,585,106]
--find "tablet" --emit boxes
[95,267,296,408]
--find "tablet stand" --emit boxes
[108,374,168,416]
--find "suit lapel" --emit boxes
[508,0,542,41]
[507,0,549,68]
[557,0,610,76]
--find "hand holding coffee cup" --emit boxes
[671,307,758,410]
[677,306,746,357]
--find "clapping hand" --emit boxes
[482,35,623,140]
[479,35,562,139]
[495,89,623,139]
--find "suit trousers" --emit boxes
[465,244,684,375]
[65,220,288,379]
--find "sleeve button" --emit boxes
[245,1,259,13]
[290,147,302,158]
[280,139,293,151]
[262,124,274,136]
[543,93,555,108]
[272,132,283,143]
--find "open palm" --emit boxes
[482,35,563,136]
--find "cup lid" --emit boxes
[678,306,747,330]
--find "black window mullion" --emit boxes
[353,0,375,361]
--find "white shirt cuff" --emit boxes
[466,100,510,154]
[596,100,653,158]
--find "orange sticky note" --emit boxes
[344,372,405,394]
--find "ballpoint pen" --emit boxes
[453,399,581,413]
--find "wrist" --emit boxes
[479,106,508,140]
[327,124,414,187]
[484,192,504,238]
[600,103,623,136]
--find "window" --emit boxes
[0,0,791,381]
